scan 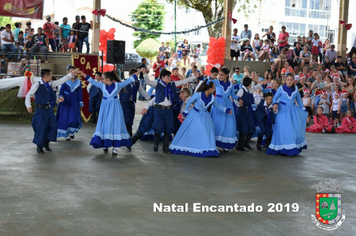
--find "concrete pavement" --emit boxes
[0,113,355,236]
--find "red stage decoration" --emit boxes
[205,37,226,76]
[0,0,43,19]
[92,8,106,23]
[228,11,237,24]
[340,20,352,30]
[99,28,116,72]
[72,54,100,123]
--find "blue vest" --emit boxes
[155,80,179,104]
[240,88,251,110]
[255,99,275,123]
[89,84,102,99]
[119,80,140,103]
[35,82,54,106]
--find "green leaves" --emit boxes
[136,38,161,61]
[131,0,165,48]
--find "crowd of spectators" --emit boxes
[0,15,92,63]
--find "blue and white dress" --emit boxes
[170,92,230,157]
[266,85,307,156]
[210,80,237,149]
[84,75,137,148]
[56,78,83,138]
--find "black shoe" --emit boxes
[256,136,262,151]
[153,132,160,152]
[236,134,246,151]
[37,147,44,154]
[70,135,75,140]
[127,131,143,151]
[162,133,170,153]
[66,137,71,141]
[103,148,108,154]
[243,133,254,150]
[45,141,52,152]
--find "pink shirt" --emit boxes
[278,32,289,47]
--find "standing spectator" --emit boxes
[181,39,191,66]
[67,30,77,53]
[240,24,252,40]
[265,63,278,79]
[24,22,31,37]
[59,17,71,52]
[30,27,49,63]
[262,25,276,44]
[14,22,22,41]
[294,36,302,47]
[138,59,148,100]
[306,30,313,51]
[164,42,171,58]
[311,33,321,63]
[78,15,92,54]
[294,42,303,66]
[54,21,60,52]
[193,44,201,64]
[230,28,240,60]
[148,56,166,96]
[322,39,331,62]
[72,15,81,52]
[300,46,312,69]
[277,26,289,52]
[1,24,18,61]
[284,45,296,69]
[325,44,337,69]
[159,42,165,53]
[43,15,56,52]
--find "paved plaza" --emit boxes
[0,111,355,235]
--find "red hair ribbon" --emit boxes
[340,20,352,30]
[228,11,237,24]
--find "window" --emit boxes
[194,27,200,36]
[285,0,291,7]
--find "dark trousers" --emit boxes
[258,119,273,139]
[32,108,57,147]
[152,108,175,134]
[30,45,48,60]
[236,109,255,135]
[48,38,56,52]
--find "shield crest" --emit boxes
[316,193,342,225]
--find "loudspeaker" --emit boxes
[107,40,125,64]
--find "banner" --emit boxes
[71,54,100,123]
[0,0,44,19]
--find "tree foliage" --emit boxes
[0,16,14,29]
[166,0,261,38]
[136,38,161,62]
[131,0,165,48]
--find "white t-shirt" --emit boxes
[231,35,240,50]
[312,39,320,47]
[302,97,311,107]
[332,98,340,111]
[1,30,15,45]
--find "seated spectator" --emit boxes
[322,39,331,61]
[262,25,276,44]
[300,46,312,68]
[181,67,187,79]
[252,33,260,52]
[265,62,278,79]
[15,31,25,60]
[168,52,178,70]
[30,27,49,63]
[269,45,280,65]
[294,42,303,67]
[258,39,270,61]
[281,61,294,75]
[171,67,184,92]
[349,55,356,76]
[1,24,18,61]
[186,65,200,78]
[241,39,255,61]
[24,22,31,37]
[325,44,337,69]
[335,56,348,81]
[25,35,34,53]
[231,67,244,84]
[284,45,296,69]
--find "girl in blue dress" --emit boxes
[56,66,83,140]
[210,68,238,151]
[77,70,141,155]
[170,79,232,157]
[266,73,308,156]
